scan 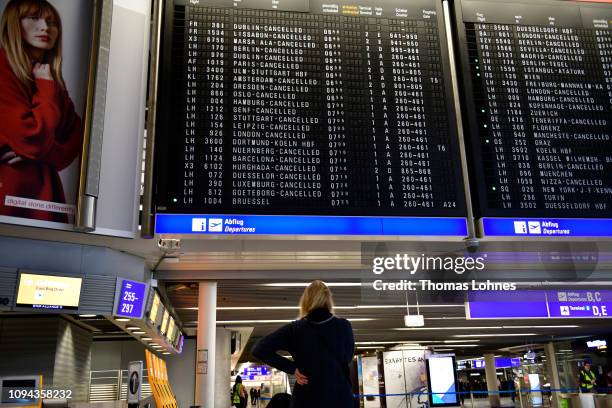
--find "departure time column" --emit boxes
[322,19,349,207]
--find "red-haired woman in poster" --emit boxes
[0,0,82,223]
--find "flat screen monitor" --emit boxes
[152,0,470,238]
[15,273,82,310]
[426,355,460,407]
[167,317,176,342]
[148,292,161,326]
[160,309,169,335]
[177,335,184,353]
[1,376,42,406]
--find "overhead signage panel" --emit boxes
[155,214,468,235]
[466,290,612,319]
[153,0,468,236]
[455,0,612,226]
[114,279,149,319]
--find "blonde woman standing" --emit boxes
[252,280,355,408]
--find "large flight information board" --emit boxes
[154,0,466,227]
[456,0,612,223]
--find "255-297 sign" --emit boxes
[114,279,149,319]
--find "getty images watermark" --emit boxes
[369,254,517,291]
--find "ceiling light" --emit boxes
[395,326,503,331]
[508,325,579,329]
[79,314,96,318]
[142,337,152,341]
[115,318,130,322]
[453,334,538,338]
[151,345,162,348]
[133,331,145,334]
[126,326,140,330]
[394,325,578,331]
[162,352,171,355]
[216,306,299,311]
[215,318,373,325]
[209,304,465,311]
[261,283,363,287]
[434,345,480,348]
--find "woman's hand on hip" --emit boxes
[294,368,309,385]
[33,63,53,81]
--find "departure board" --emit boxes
[154,0,466,218]
[456,0,612,219]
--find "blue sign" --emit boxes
[467,290,612,320]
[155,214,468,236]
[243,366,270,377]
[472,358,521,369]
[482,218,612,237]
[547,290,612,319]
[115,279,148,319]
[466,291,550,319]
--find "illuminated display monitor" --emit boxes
[148,292,161,325]
[167,317,176,342]
[15,273,82,310]
[454,0,612,237]
[177,335,184,353]
[426,355,460,407]
[161,309,170,334]
[1,376,42,406]
[152,0,470,238]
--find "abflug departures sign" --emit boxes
[153,0,468,234]
[454,0,612,235]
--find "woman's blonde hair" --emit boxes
[0,0,65,88]
[299,280,334,318]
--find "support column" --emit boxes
[545,342,561,408]
[196,282,217,408]
[215,328,231,408]
[484,354,501,408]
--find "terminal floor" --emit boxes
[464,397,522,408]
[249,397,522,408]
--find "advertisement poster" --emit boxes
[0,0,93,229]
[383,349,431,408]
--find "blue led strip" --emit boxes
[482,218,612,237]
[155,214,468,236]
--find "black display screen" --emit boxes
[456,0,612,218]
[1,380,36,404]
[154,0,466,217]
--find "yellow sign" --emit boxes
[16,273,82,309]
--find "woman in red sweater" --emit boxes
[0,0,82,223]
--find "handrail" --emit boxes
[88,370,153,402]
